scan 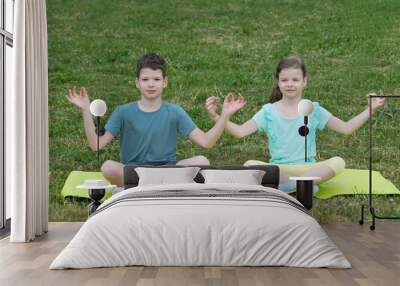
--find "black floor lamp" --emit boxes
[89,99,107,168]
[298,99,314,162]
[289,99,317,210]
[84,99,109,216]
[359,94,400,230]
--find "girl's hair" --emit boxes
[269,56,307,103]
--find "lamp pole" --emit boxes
[96,116,100,168]
[298,99,313,163]
[298,116,309,162]
[304,116,308,163]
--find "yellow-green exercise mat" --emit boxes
[316,169,400,199]
[61,171,113,201]
[61,169,400,200]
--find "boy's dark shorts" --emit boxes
[128,161,177,167]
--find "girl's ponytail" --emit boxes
[269,84,282,103]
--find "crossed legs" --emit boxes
[102,156,344,189]
[244,156,346,185]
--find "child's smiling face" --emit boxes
[278,67,307,100]
[135,68,168,100]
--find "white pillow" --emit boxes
[136,167,201,186]
[200,169,266,185]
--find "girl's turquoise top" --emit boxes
[252,102,331,164]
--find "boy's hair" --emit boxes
[269,56,307,103]
[136,53,167,78]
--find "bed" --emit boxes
[50,165,351,269]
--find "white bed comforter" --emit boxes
[50,183,351,269]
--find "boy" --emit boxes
[67,53,244,186]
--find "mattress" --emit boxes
[50,183,351,269]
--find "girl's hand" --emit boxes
[205,96,220,121]
[66,86,90,112]
[367,92,386,112]
[221,92,246,117]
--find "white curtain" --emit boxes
[7,0,49,242]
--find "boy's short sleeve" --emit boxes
[105,106,122,136]
[316,103,332,130]
[176,106,197,137]
[252,105,269,133]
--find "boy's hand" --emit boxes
[367,92,386,112]
[221,92,246,117]
[205,96,220,121]
[66,87,90,112]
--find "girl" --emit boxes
[205,56,386,192]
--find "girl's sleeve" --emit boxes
[316,103,332,130]
[252,104,269,133]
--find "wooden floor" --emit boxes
[0,222,399,286]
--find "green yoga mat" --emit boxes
[61,171,113,201]
[61,169,400,200]
[316,169,400,199]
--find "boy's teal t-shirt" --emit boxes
[252,102,331,164]
[105,102,196,164]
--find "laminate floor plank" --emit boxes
[0,222,399,286]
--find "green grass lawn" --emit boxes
[47,0,400,222]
